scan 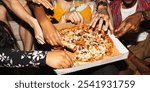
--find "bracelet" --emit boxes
[141,11,149,21]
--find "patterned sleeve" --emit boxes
[0,49,47,68]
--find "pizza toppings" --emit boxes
[60,25,114,64]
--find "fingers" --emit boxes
[92,11,97,19]
[46,31,62,46]
[60,61,70,68]
[36,39,45,45]
[46,38,54,46]
[90,13,112,33]
[64,50,74,65]
[69,13,76,24]
[33,0,54,10]
[124,23,132,33]
[98,13,109,31]
[76,12,84,24]
[103,15,109,31]
[59,51,74,68]
[92,17,99,28]
[115,22,126,37]
[55,30,63,46]
[50,36,58,46]
[115,21,126,33]
[90,13,99,28]
[115,22,132,37]
[70,16,76,23]
[35,34,45,45]
[41,0,54,10]
[108,19,114,34]
[73,12,81,24]
[44,34,54,45]
[98,17,104,31]
[69,12,83,24]
[52,30,62,46]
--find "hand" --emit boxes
[115,12,143,38]
[32,0,54,10]
[32,19,45,44]
[46,50,75,69]
[41,20,62,46]
[60,12,84,24]
[90,7,113,33]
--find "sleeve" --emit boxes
[0,49,47,68]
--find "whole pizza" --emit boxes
[60,25,114,66]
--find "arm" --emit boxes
[32,3,62,46]
[2,0,45,44]
[115,10,150,37]
[0,49,74,69]
[0,49,46,67]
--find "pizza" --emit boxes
[59,24,114,66]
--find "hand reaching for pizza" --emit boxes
[90,4,113,33]
[46,50,74,69]
[115,12,143,38]
[60,12,84,24]
[41,19,62,46]
[32,0,54,10]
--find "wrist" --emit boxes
[40,18,49,27]
[28,17,37,28]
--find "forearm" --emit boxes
[0,49,47,67]
[3,0,36,28]
[33,4,57,30]
[33,4,48,24]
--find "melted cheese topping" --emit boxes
[60,25,114,62]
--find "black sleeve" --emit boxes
[0,49,47,68]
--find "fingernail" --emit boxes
[98,28,101,31]
[104,27,107,31]
[41,42,44,45]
